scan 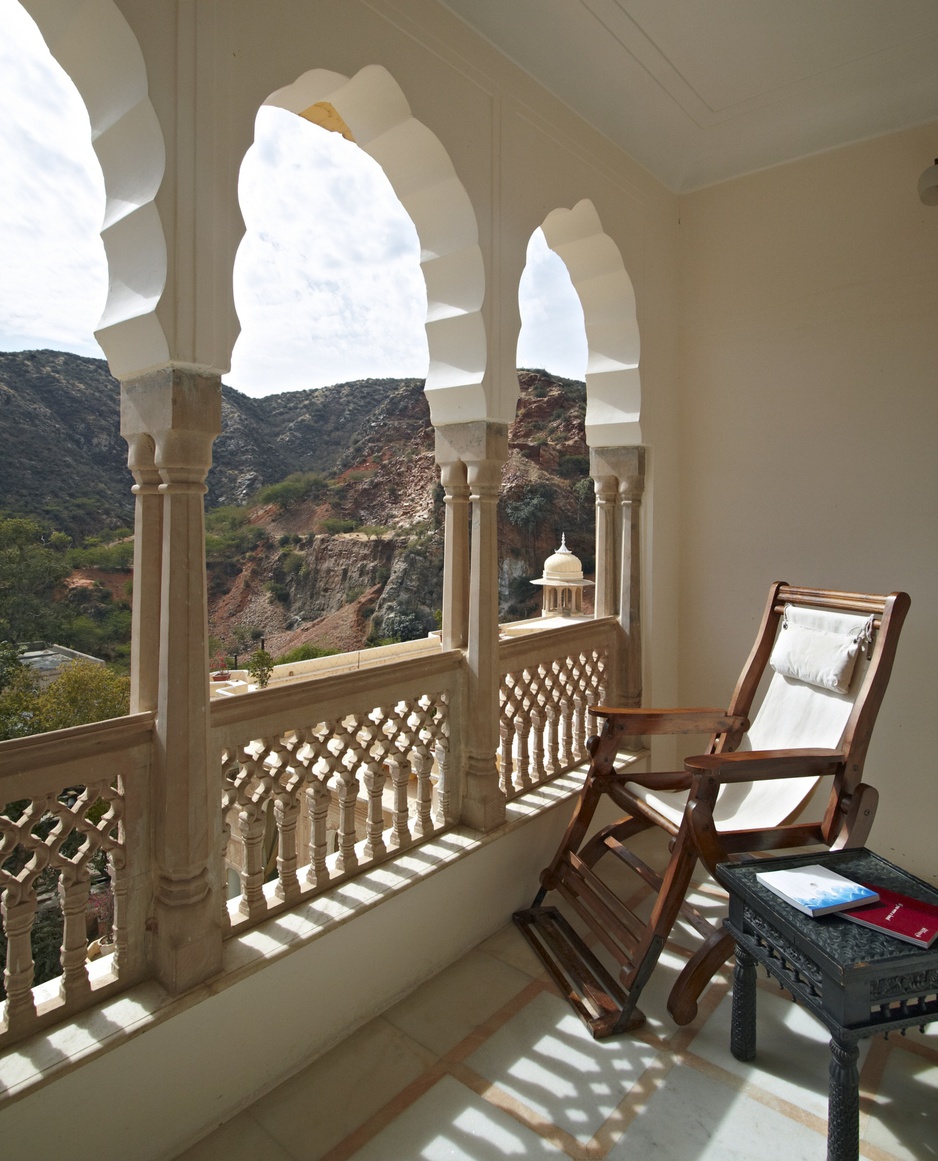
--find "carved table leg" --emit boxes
[827,1036,860,1161]
[730,944,757,1061]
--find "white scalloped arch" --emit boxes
[260,65,487,425]
[21,0,169,379]
[539,201,642,447]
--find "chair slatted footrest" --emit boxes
[603,838,718,939]
[513,905,646,1039]
[602,838,664,893]
[558,852,643,956]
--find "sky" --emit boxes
[0,0,588,397]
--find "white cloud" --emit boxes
[517,229,588,381]
[228,107,429,395]
[0,0,107,357]
[0,4,589,393]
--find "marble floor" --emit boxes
[176,876,937,1161]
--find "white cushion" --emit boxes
[769,605,873,694]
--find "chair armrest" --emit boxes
[684,748,844,784]
[589,706,750,736]
[599,766,696,794]
[616,769,695,792]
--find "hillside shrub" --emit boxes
[255,472,328,509]
[275,643,339,664]
[557,454,590,479]
[322,518,359,534]
[265,581,290,604]
[67,540,134,571]
[501,482,556,531]
[205,507,266,563]
[278,549,305,576]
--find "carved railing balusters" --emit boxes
[0,761,131,1045]
[218,685,452,929]
[306,779,331,889]
[498,624,614,799]
[387,753,411,850]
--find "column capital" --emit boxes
[466,457,503,494]
[434,420,508,467]
[123,430,159,484]
[439,459,468,490]
[120,365,222,483]
[589,446,645,499]
[593,474,618,501]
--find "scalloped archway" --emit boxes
[259,65,487,426]
[20,0,169,379]
[539,200,641,447]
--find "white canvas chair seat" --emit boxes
[629,605,873,832]
[514,583,909,1039]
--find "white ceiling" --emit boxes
[437,0,938,192]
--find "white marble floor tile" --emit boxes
[381,949,535,1056]
[475,922,550,979]
[863,1043,938,1160]
[606,1064,826,1161]
[685,984,869,1120]
[248,1016,439,1161]
[346,1074,564,1159]
[464,990,660,1145]
[174,1110,294,1161]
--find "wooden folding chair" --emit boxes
[514,583,910,1037]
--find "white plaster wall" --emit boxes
[677,123,938,881]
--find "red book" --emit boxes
[841,884,938,948]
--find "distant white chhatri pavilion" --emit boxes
[531,534,593,617]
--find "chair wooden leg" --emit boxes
[667,928,735,1025]
[830,783,878,850]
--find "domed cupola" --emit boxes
[531,535,593,617]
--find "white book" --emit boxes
[755,864,879,917]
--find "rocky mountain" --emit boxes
[0,350,418,533]
[0,350,133,537]
[206,370,594,658]
[0,351,595,656]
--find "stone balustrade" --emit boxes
[0,620,621,1049]
[0,712,153,1047]
[498,618,617,797]
[212,649,462,930]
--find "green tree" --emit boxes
[0,515,71,641]
[35,660,130,732]
[0,644,41,741]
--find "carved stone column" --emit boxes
[121,366,223,993]
[123,429,162,713]
[436,422,508,831]
[592,473,618,619]
[440,460,469,651]
[617,448,645,710]
[589,446,646,709]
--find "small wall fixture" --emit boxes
[918,158,938,205]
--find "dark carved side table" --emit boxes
[715,849,938,1161]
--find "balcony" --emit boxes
[0,616,650,1158]
[2,594,933,1159]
